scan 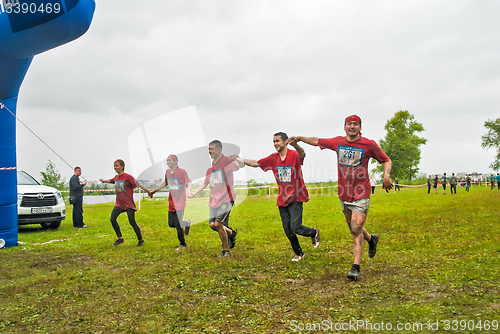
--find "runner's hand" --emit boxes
[382,177,393,193]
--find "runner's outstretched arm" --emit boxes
[290,136,319,147]
[242,158,259,168]
[231,155,259,168]
[136,181,152,197]
[189,181,208,198]
[151,181,167,197]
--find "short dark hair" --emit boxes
[274,132,288,141]
[209,140,222,149]
[115,159,125,170]
[74,166,81,171]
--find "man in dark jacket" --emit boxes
[70,166,88,228]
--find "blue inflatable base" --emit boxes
[0,203,18,248]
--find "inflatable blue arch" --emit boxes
[0,0,95,248]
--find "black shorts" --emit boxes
[209,201,233,224]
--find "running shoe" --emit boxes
[113,238,124,246]
[291,254,305,262]
[218,250,232,258]
[184,220,191,236]
[229,229,238,249]
[312,228,321,249]
[347,267,360,281]
[368,234,379,258]
[136,239,145,247]
[176,245,187,251]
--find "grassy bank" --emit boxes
[1,185,499,333]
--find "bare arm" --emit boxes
[136,181,152,196]
[151,181,167,194]
[289,139,306,160]
[290,136,319,147]
[382,160,393,193]
[189,181,208,198]
[242,158,259,168]
[99,178,111,183]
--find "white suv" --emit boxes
[17,170,66,229]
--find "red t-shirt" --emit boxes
[258,149,309,207]
[110,173,139,211]
[165,167,190,212]
[318,136,390,202]
[203,156,239,208]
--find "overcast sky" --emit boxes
[14,0,500,185]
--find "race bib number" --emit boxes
[276,166,292,183]
[115,180,126,193]
[167,177,180,190]
[338,145,364,167]
[210,169,224,187]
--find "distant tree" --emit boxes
[481,118,500,171]
[40,160,66,190]
[374,110,427,180]
[246,179,260,196]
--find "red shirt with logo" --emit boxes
[258,149,309,207]
[203,156,239,208]
[110,173,139,211]
[165,167,190,212]
[318,136,390,202]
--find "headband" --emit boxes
[167,155,178,162]
[345,115,362,125]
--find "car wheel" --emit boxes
[49,221,61,229]
[40,221,61,230]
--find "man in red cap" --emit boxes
[151,155,192,250]
[291,115,392,281]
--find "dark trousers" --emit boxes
[72,196,84,227]
[371,186,375,194]
[168,210,187,246]
[110,207,143,240]
[450,184,456,194]
[427,184,431,194]
[278,201,316,256]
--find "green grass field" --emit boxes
[1,185,499,333]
